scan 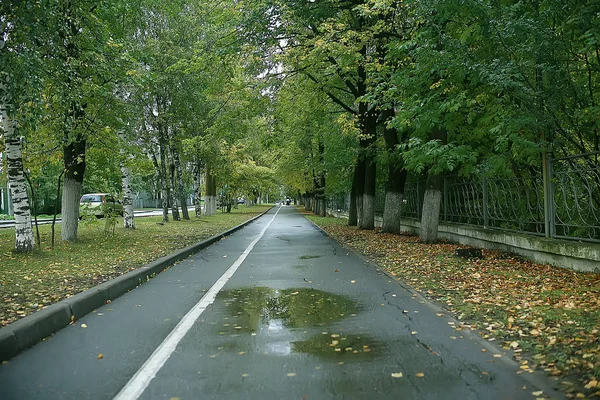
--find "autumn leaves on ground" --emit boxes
[305,213,600,399]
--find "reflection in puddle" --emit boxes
[217,287,361,331]
[215,288,383,361]
[293,333,381,362]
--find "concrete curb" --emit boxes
[0,207,272,362]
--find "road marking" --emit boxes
[113,207,282,400]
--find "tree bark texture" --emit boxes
[348,161,359,226]
[419,128,448,243]
[359,108,377,230]
[61,136,86,242]
[119,133,135,229]
[172,146,189,220]
[158,131,170,223]
[120,163,135,229]
[2,104,35,252]
[169,158,180,221]
[192,160,203,217]
[381,108,408,234]
[419,174,443,243]
[205,166,217,216]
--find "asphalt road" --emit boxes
[0,206,562,399]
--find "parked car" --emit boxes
[79,193,123,218]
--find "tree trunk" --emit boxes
[419,128,448,243]
[2,106,35,252]
[61,135,86,242]
[361,158,376,230]
[169,158,180,221]
[158,132,170,223]
[420,174,443,243]
[359,109,377,230]
[120,133,135,229]
[172,146,189,220]
[205,166,217,216]
[348,162,359,226]
[382,169,407,234]
[121,163,135,229]
[192,160,203,217]
[381,108,408,234]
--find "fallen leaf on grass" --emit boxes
[81,324,87,328]
[287,373,296,377]
[97,354,104,359]
[391,372,403,378]
[415,372,425,378]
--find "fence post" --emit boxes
[542,150,555,238]
[482,172,489,228]
[416,181,421,219]
[443,177,448,223]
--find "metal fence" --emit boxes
[328,152,600,243]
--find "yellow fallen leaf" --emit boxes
[81,324,87,328]
[287,373,296,377]
[350,280,356,284]
[532,391,543,396]
[415,372,424,378]
[97,354,104,359]
[493,354,502,358]
[584,380,598,389]
[411,331,417,335]
[242,374,250,377]
[391,372,403,378]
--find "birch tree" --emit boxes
[0,2,46,252]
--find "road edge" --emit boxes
[0,207,273,362]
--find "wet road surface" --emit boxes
[0,206,562,399]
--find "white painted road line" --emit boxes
[113,207,282,400]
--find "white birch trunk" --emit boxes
[119,133,135,229]
[192,164,203,217]
[61,176,81,241]
[2,104,35,252]
[121,164,135,229]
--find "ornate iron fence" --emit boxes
[328,152,600,243]
[396,152,600,242]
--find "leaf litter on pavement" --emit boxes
[307,215,600,399]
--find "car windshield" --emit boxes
[81,195,102,203]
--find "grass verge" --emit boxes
[0,205,271,327]
[306,213,600,399]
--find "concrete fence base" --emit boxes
[328,210,600,274]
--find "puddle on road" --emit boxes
[293,333,381,362]
[214,288,384,361]
[216,287,360,331]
